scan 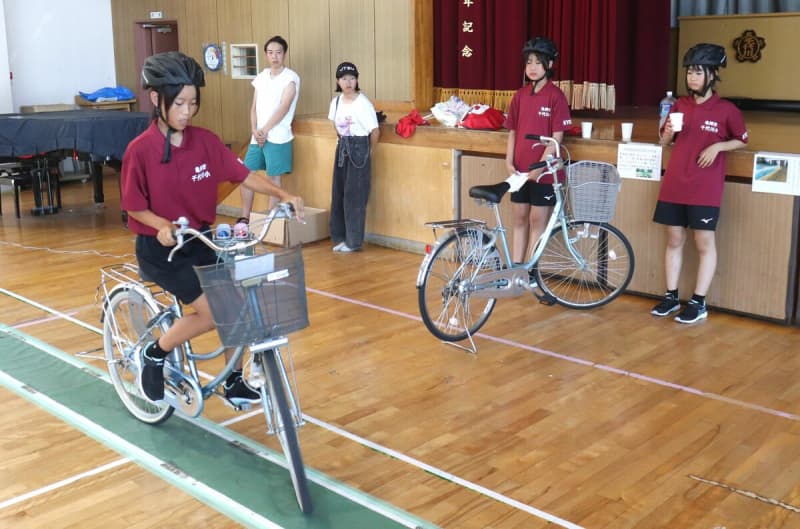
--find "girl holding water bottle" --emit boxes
[650,43,747,324]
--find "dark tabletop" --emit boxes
[0,109,150,160]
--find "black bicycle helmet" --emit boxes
[522,37,559,61]
[683,43,727,68]
[142,51,205,88]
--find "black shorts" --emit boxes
[135,233,217,304]
[510,181,557,206]
[652,201,720,231]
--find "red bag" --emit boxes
[395,109,430,138]
[460,105,505,130]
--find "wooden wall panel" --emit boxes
[287,0,333,116]
[374,0,411,102]
[250,0,290,54]
[177,0,220,134]
[368,143,453,244]
[217,0,255,143]
[329,0,376,97]
[678,13,800,101]
[460,155,514,231]
[411,0,433,110]
[460,156,797,321]
[110,1,141,96]
[114,0,417,126]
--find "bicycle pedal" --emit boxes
[535,291,557,306]
[221,397,255,412]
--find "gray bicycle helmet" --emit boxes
[522,37,559,61]
[683,43,727,68]
[142,52,205,163]
[142,51,205,88]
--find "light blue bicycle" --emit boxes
[417,135,634,350]
[99,203,313,513]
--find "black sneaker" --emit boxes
[651,295,680,317]
[675,299,708,324]
[138,344,165,402]
[224,373,261,406]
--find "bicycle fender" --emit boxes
[415,233,450,287]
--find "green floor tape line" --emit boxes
[0,329,436,529]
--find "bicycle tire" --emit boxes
[103,287,174,425]
[263,349,313,514]
[536,221,634,309]
[418,228,500,342]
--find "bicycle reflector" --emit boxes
[425,244,432,254]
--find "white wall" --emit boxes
[0,0,13,113]
[3,0,116,112]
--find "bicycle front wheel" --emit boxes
[536,221,634,309]
[263,349,313,514]
[418,228,500,342]
[103,287,174,425]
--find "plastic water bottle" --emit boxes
[233,221,249,239]
[216,223,232,240]
[658,91,676,131]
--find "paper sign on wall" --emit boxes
[752,152,800,196]
[616,143,663,181]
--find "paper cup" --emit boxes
[621,122,633,141]
[581,121,592,139]
[670,112,684,132]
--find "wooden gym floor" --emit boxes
[1,173,800,529]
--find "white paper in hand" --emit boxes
[505,171,529,193]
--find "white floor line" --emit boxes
[0,369,286,529]
[6,287,800,523]
[307,287,800,422]
[0,326,437,529]
[302,415,584,529]
[12,310,79,329]
[0,458,130,510]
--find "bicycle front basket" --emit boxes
[194,246,309,347]
[566,161,621,223]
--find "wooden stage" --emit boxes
[2,169,800,528]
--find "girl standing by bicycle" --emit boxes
[503,37,572,275]
[121,51,304,403]
[650,43,747,324]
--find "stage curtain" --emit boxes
[433,0,670,112]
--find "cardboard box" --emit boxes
[250,207,329,246]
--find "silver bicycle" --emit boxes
[99,203,312,513]
[417,135,634,351]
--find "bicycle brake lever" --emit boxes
[167,216,190,262]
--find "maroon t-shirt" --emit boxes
[659,93,748,207]
[121,122,250,235]
[504,81,572,184]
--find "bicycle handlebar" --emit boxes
[524,134,564,180]
[167,202,297,262]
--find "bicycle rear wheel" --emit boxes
[418,228,500,341]
[263,349,312,514]
[536,221,634,309]
[102,287,174,424]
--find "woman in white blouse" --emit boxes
[327,62,380,252]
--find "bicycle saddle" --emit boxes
[469,182,510,204]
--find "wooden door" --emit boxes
[133,22,180,114]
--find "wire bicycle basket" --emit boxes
[195,245,309,347]
[566,161,621,223]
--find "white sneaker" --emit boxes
[332,242,346,252]
[335,244,358,253]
